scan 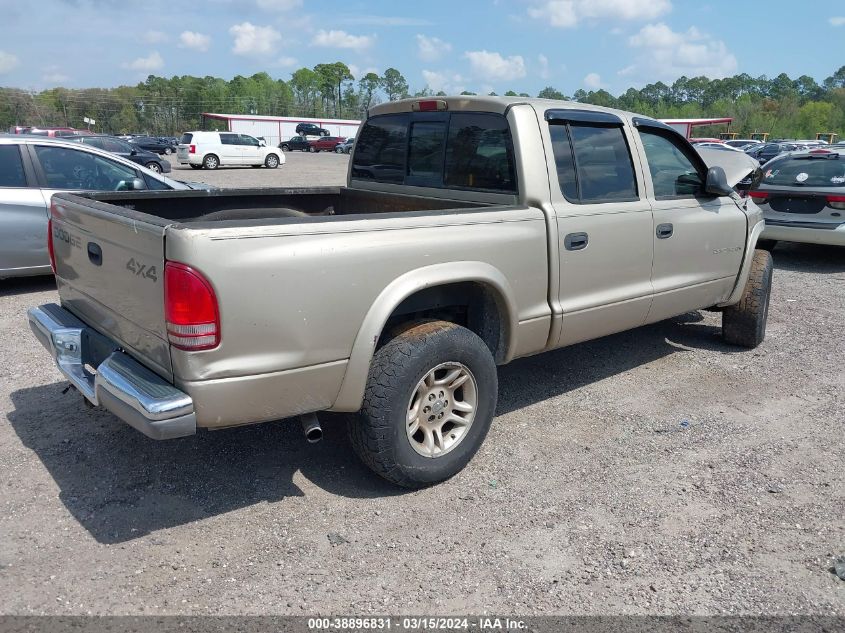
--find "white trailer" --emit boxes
[201,113,361,147]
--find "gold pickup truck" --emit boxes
[28,96,771,487]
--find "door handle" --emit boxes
[564,232,589,251]
[656,223,674,239]
[87,242,102,266]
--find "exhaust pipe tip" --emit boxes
[301,413,323,444]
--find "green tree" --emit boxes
[537,86,565,100]
[381,68,409,101]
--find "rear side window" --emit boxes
[351,114,409,184]
[220,133,238,146]
[550,123,638,203]
[445,113,516,192]
[0,145,26,187]
[762,155,845,187]
[180,133,193,144]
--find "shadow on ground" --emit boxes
[0,275,56,298]
[7,311,736,544]
[770,242,845,274]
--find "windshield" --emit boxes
[762,155,845,187]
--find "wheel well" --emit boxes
[381,282,509,363]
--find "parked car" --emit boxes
[66,135,171,174]
[295,123,330,137]
[693,142,743,152]
[688,137,724,144]
[0,135,207,279]
[279,136,312,152]
[747,142,800,165]
[177,131,284,169]
[29,97,770,488]
[335,138,354,154]
[308,136,346,153]
[724,139,762,150]
[130,136,177,155]
[749,147,845,248]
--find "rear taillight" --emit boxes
[47,217,56,274]
[748,191,769,204]
[828,195,845,210]
[189,144,196,154]
[164,262,220,351]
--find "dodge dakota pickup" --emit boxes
[29,97,772,487]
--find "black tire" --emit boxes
[189,164,202,170]
[348,320,498,488]
[310,146,318,153]
[756,239,778,252]
[280,144,290,152]
[164,147,172,155]
[202,154,219,170]
[335,146,343,153]
[265,153,280,168]
[145,161,162,173]
[722,249,773,348]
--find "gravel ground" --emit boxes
[0,159,843,615]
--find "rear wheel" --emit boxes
[722,249,773,348]
[348,321,498,488]
[265,154,280,168]
[310,146,318,153]
[189,164,202,170]
[202,154,219,170]
[164,147,172,155]
[145,161,162,173]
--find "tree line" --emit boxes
[1,63,843,140]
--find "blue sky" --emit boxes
[0,0,843,95]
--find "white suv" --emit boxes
[177,131,285,170]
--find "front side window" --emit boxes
[638,129,705,199]
[239,134,260,146]
[34,146,138,190]
[0,145,27,187]
[351,114,409,184]
[549,123,638,203]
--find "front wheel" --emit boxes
[280,144,290,152]
[164,147,172,155]
[265,154,280,168]
[145,161,162,173]
[722,249,773,348]
[348,321,498,488]
[756,239,778,252]
[309,146,318,153]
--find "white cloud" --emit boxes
[256,0,302,10]
[179,31,211,52]
[42,72,70,84]
[528,0,671,28]
[344,16,434,26]
[143,30,167,44]
[0,50,19,74]
[464,50,526,82]
[422,69,465,94]
[274,56,298,68]
[830,16,845,26]
[311,29,374,51]
[626,22,737,82]
[230,22,281,56]
[584,72,602,89]
[538,53,550,79]
[416,34,452,62]
[122,51,164,72]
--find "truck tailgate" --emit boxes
[50,194,172,379]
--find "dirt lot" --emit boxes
[0,157,843,615]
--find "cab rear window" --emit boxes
[762,155,845,187]
[352,112,517,194]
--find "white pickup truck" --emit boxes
[29,97,772,487]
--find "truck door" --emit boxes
[0,144,51,274]
[544,110,655,347]
[631,120,747,323]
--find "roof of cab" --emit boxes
[368,95,644,123]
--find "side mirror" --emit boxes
[129,177,147,191]
[705,166,734,197]
[259,139,266,147]
[130,149,138,156]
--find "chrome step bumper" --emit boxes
[28,303,196,440]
